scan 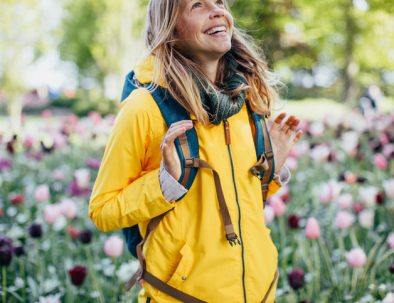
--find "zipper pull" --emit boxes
[223,119,231,145]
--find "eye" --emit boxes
[216,0,225,6]
[191,2,202,9]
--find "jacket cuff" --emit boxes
[159,161,188,202]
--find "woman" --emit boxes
[89,0,302,302]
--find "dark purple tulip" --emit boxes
[40,140,55,153]
[356,176,367,183]
[67,180,91,197]
[369,139,382,153]
[287,214,301,229]
[375,191,385,205]
[13,245,25,257]
[327,151,336,162]
[86,158,101,169]
[79,229,93,244]
[68,265,87,286]
[288,268,305,290]
[0,158,12,171]
[338,172,346,182]
[389,260,394,274]
[6,141,15,154]
[0,236,13,266]
[26,151,44,161]
[28,223,42,238]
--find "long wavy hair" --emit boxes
[144,0,280,125]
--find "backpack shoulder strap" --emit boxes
[120,71,199,196]
[246,101,276,203]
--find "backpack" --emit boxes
[119,71,278,301]
[120,70,276,259]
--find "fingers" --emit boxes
[160,120,193,150]
[270,113,287,131]
[281,115,298,135]
[293,130,303,143]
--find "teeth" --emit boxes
[205,26,226,35]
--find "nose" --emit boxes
[208,3,225,19]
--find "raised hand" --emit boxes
[269,113,303,173]
[160,120,194,180]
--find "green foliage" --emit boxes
[51,90,118,117]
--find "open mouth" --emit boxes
[204,26,227,35]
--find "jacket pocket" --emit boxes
[166,242,194,289]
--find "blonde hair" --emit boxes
[144,0,280,125]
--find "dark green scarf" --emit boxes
[194,60,248,125]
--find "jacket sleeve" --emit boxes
[88,89,174,232]
[267,178,281,199]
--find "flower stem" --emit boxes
[18,259,26,302]
[313,241,321,296]
[2,266,6,303]
[111,257,119,303]
[84,246,105,303]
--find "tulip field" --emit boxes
[0,109,393,303]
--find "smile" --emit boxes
[204,25,227,35]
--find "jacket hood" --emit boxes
[134,55,167,88]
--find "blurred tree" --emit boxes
[59,0,146,100]
[229,0,394,102]
[0,0,49,133]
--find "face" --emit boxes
[175,0,234,63]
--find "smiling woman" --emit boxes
[88,0,302,302]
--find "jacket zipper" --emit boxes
[224,119,247,303]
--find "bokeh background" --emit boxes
[0,0,393,302]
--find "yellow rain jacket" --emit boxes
[89,55,281,303]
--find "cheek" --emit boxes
[225,11,234,31]
[176,17,200,41]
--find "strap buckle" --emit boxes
[264,150,274,160]
[250,154,270,176]
[185,158,198,168]
[261,183,269,191]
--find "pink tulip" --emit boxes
[43,204,63,224]
[336,193,353,209]
[34,184,50,203]
[285,157,298,171]
[54,133,68,149]
[305,217,320,240]
[374,154,388,170]
[341,131,359,156]
[318,180,341,205]
[383,144,394,159]
[290,141,309,158]
[52,169,65,180]
[58,199,77,219]
[382,293,394,303]
[264,205,275,224]
[88,111,102,124]
[359,186,379,207]
[358,209,374,228]
[310,121,325,136]
[345,248,367,268]
[269,196,286,217]
[380,133,390,146]
[310,144,330,162]
[383,179,394,199]
[38,294,61,303]
[387,233,394,250]
[74,169,90,190]
[24,134,35,149]
[103,235,124,257]
[334,211,355,230]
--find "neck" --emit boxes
[198,59,219,83]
